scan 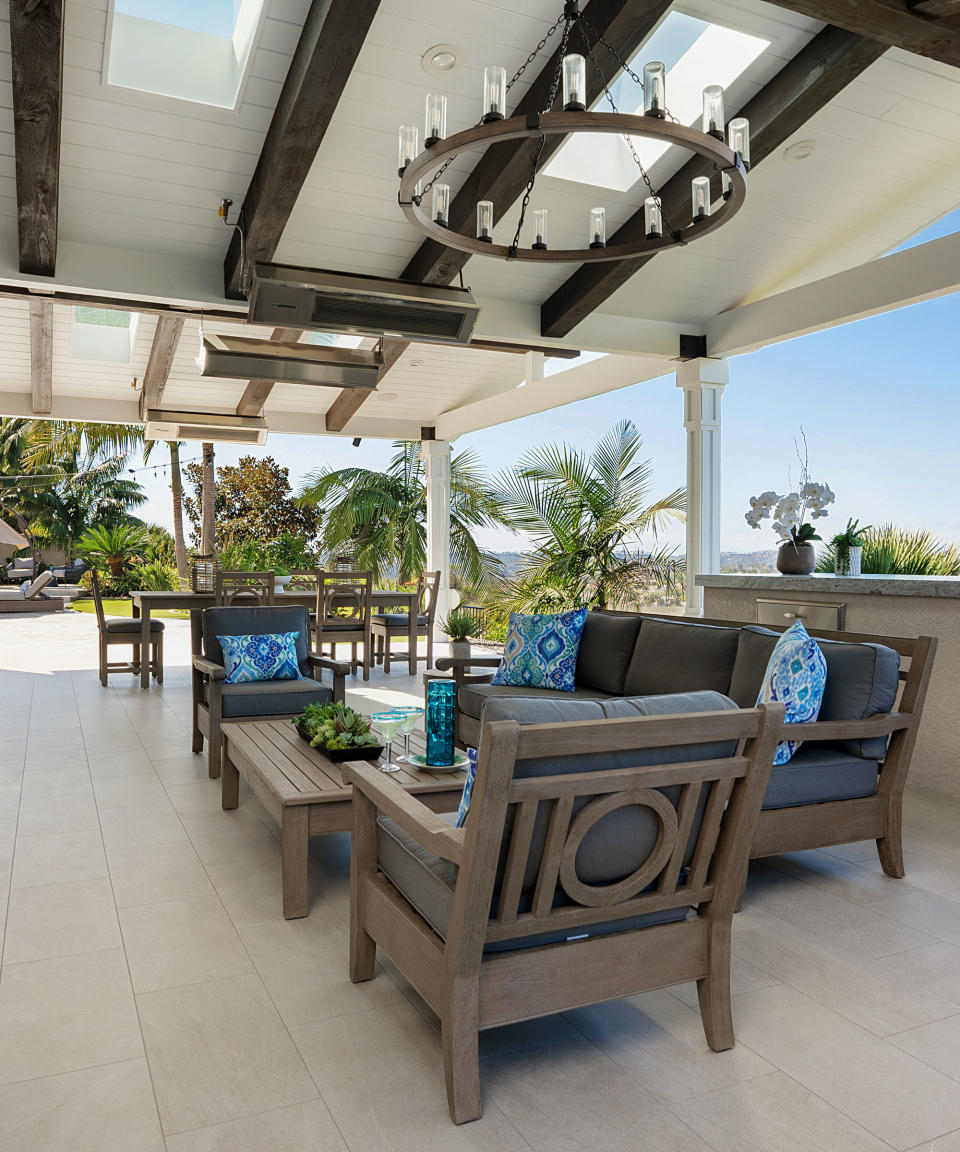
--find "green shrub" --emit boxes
[817,524,960,576]
[131,558,179,591]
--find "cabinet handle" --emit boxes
[783,611,806,620]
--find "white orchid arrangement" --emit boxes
[745,439,835,545]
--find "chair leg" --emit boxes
[362,641,370,682]
[208,707,222,780]
[696,920,734,1052]
[877,793,905,878]
[383,633,391,674]
[350,790,377,983]
[442,1010,483,1124]
[99,638,108,688]
[426,630,433,670]
[375,634,384,666]
[351,642,358,674]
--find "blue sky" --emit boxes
[135,209,960,558]
[117,0,236,37]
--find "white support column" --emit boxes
[422,439,452,633]
[677,358,728,615]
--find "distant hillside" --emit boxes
[720,551,777,573]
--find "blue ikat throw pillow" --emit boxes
[491,607,588,693]
[756,620,827,765]
[217,632,303,684]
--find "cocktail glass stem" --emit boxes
[381,738,400,773]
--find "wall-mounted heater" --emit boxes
[198,333,383,388]
[144,410,268,446]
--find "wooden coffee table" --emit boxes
[221,719,466,918]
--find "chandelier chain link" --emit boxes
[505,13,565,96]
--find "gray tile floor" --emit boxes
[2,610,960,1150]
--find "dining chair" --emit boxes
[313,570,374,680]
[214,570,275,606]
[91,569,164,687]
[372,569,440,673]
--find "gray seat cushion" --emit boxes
[575,611,643,694]
[762,744,878,810]
[458,682,613,721]
[203,605,312,676]
[105,618,165,634]
[729,625,899,758]
[372,613,428,627]
[623,618,740,697]
[220,678,332,719]
[318,619,365,631]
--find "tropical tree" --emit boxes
[299,441,506,589]
[494,420,685,611]
[817,524,960,575]
[77,522,149,578]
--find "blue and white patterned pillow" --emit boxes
[491,608,588,693]
[217,632,303,684]
[756,620,827,765]
[456,746,478,828]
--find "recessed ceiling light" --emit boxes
[377,391,399,401]
[422,44,459,74]
[407,358,424,367]
[784,139,817,161]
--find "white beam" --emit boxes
[677,358,728,616]
[434,354,671,441]
[422,440,452,636]
[708,230,960,358]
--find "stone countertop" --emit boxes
[695,573,960,598]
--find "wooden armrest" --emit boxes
[435,656,502,672]
[342,760,465,864]
[308,654,352,677]
[192,655,225,681]
[787,712,910,742]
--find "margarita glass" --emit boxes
[391,706,424,764]
[370,711,405,773]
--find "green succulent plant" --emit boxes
[440,607,476,642]
[294,701,376,751]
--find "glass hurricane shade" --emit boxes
[692,175,711,221]
[728,116,750,165]
[397,124,418,175]
[483,65,506,122]
[643,61,666,117]
[532,207,548,249]
[589,206,606,248]
[722,171,732,199]
[563,53,586,111]
[702,84,724,138]
[476,199,493,241]
[432,182,450,227]
[425,91,447,145]
[644,196,663,239]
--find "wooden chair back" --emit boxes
[214,570,275,606]
[89,569,108,632]
[287,569,319,593]
[418,569,442,627]
[315,570,373,630]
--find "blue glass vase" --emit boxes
[425,680,457,767]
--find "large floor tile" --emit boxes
[15,791,99,837]
[205,853,288,928]
[108,840,213,907]
[763,849,917,904]
[890,1014,960,1080]
[182,810,280,865]
[11,828,107,889]
[164,1100,349,1152]
[867,889,960,948]
[877,942,960,1005]
[88,748,156,779]
[137,972,317,1135]
[18,765,93,801]
[165,779,237,818]
[732,984,960,1149]
[93,772,168,811]
[120,893,253,992]
[0,948,143,1084]
[0,1058,163,1152]
[99,800,190,851]
[3,877,121,963]
[905,1132,960,1152]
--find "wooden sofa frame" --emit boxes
[344,703,782,1123]
[435,612,937,881]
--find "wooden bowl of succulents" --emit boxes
[294,701,383,762]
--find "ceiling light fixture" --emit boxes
[422,44,459,74]
[784,139,817,161]
[398,0,749,264]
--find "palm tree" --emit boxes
[299,441,506,589]
[495,419,685,611]
[77,522,148,578]
[144,438,188,584]
[201,443,215,556]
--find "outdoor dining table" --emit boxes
[128,587,422,689]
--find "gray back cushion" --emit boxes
[481,690,739,902]
[202,605,312,675]
[575,611,643,694]
[729,625,899,758]
[623,618,740,697]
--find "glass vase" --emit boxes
[425,680,456,767]
[849,546,862,577]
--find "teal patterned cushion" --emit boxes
[217,632,304,685]
[757,620,827,766]
[491,608,588,693]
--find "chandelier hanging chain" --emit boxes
[579,17,680,124]
[505,13,565,96]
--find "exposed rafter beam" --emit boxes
[28,301,53,415]
[400,0,673,288]
[139,315,186,414]
[762,0,960,67]
[540,26,887,339]
[11,0,64,276]
[325,338,405,432]
[223,0,381,298]
[236,327,303,416]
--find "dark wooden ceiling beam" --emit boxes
[907,0,960,15]
[140,315,186,413]
[325,337,406,432]
[29,300,53,415]
[236,327,303,416]
[540,26,888,339]
[223,0,382,298]
[11,0,64,277]
[400,0,673,288]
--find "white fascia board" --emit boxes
[0,391,141,424]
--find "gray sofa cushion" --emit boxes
[458,682,613,721]
[762,744,878,810]
[623,618,740,697]
[575,611,643,694]
[371,613,428,627]
[219,677,332,719]
[203,605,312,675]
[729,625,899,758]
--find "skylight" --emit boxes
[105,0,265,110]
[544,13,769,192]
[72,308,138,364]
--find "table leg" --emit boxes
[281,806,310,918]
[139,602,150,689]
[408,596,417,676]
[222,746,240,810]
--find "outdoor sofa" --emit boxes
[436,611,936,879]
[0,570,62,613]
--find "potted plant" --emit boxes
[274,566,292,593]
[830,518,871,577]
[441,607,476,659]
[293,701,383,761]
[745,455,835,576]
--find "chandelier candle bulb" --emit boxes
[532,208,548,250]
[424,92,446,147]
[589,206,606,248]
[432,182,450,227]
[702,84,725,139]
[643,61,666,118]
[483,65,506,122]
[644,196,663,239]
[476,199,493,242]
[563,53,586,112]
[397,124,418,177]
[728,116,750,168]
[692,175,711,222]
[722,171,732,200]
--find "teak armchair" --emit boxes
[343,702,782,1123]
[313,570,374,680]
[371,569,441,673]
[214,570,275,605]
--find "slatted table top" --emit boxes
[225,719,466,808]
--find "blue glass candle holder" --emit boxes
[425,679,457,767]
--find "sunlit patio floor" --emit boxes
[3,610,960,1151]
